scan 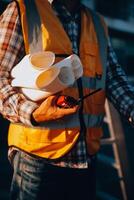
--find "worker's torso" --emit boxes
[8,0,107,159]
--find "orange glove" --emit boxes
[32,95,79,123]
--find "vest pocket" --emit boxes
[89,90,106,115]
[81,42,102,77]
[91,90,105,105]
[83,89,105,115]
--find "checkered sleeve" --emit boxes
[106,39,134,125]
[0,2,38,126]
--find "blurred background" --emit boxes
[0,0,134,199]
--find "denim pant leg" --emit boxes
[10,150,96,200]
[10,150,47,200]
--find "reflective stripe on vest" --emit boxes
[33,113,104,129]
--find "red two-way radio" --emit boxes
[56,88,102,108]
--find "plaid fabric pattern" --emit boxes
[50,3,89,168]
[0,2,134,168]
[53,3,81,54]
[0,2,38,126]
[106,41,134,123]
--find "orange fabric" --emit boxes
[16,0,29,53]
[82,88,106,115]
[79,9,102,77]
[86,127,103,155]
[8,124,80,159]
[35,0,73,55]
[8,0,107,158]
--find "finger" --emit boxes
[58,105,79,115]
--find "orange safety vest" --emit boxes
[8,0,108,159]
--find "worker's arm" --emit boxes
[0,2,38,126]
[106,39,134,125]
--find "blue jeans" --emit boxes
[10,150,96,200]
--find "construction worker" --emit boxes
[0,0,134,199]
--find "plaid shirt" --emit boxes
[1,2,134,169]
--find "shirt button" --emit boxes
[96,73,102,80]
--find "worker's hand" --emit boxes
[32,95,79,123]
